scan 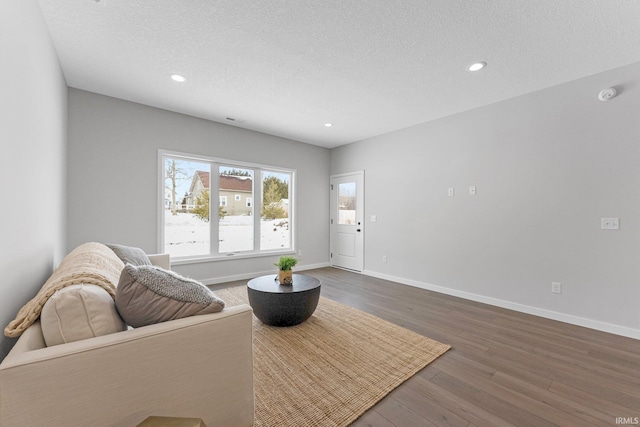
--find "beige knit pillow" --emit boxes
[40,284,127,346]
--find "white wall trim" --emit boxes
[362,269,640,340]
[201,262,331,286]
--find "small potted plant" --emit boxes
[274,255,298,285]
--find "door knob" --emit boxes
[356,229,361,232]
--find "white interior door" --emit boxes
[330,172,364,271]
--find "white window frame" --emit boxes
[158,150,296,264]
[246,197,252,207]
[219,196,227,207]
[234,194,241,201]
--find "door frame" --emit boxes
[329,171,364,272]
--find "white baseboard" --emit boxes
[202,262,331,286]
[362,269,640,341]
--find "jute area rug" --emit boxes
[215,285,450,427]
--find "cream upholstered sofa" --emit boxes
[0,251,254,427]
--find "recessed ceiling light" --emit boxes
[170,74,187,82]
[467,62,486,72]
[324,123,333,127]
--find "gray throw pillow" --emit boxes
[107,244,151,266]
[115,264,225,327]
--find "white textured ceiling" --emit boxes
[39,0,640,148]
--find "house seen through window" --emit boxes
[162,152,294,259]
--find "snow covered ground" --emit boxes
[164,212,289,257]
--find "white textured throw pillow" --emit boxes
[41,284,127,346]
[115,264,225,328]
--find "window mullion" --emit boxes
[210,163,220,256]
[253,169,263,252]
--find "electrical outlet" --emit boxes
[601,218,620,230]
[298,250,303,256]
[371,215,377,222]
[382,255,387,263]
[448,187,455,197]
[551,282,562,294]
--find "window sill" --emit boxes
[170,249,297,266]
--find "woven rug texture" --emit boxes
[215,285,450,427]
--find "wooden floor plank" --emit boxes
[212,267,640,427]
[490,371,614,426]
[373,391,443,427]
[385,384,470,427]
[404,373,518,427]
[548,381,638,420]
[350,409,397,427]
[429,371,559,427]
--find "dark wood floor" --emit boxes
[215,267,640,427]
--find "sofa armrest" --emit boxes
[148,253,171,270]
[0,304,254,427]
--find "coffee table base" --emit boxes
[247,275,321,327]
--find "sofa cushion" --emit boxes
[40,284,127,346]
[107,244,152,266]
[115,264,225,327]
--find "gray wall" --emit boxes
[67,89,330,283]
[0,0,67,359]
[332,62,640,337]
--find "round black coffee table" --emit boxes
[247,274,321,326]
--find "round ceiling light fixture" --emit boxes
[170,74,187,82]
[598,87,617,102]
[467,62,487,72]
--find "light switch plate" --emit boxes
[469,186,476,196]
